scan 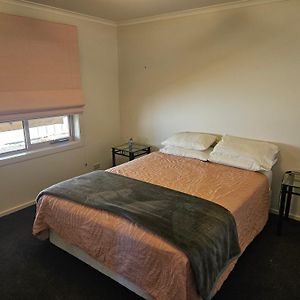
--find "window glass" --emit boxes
[0,121,25,154]
[28,116,70,144]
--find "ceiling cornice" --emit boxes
[0,0,117,26]
[118,0,289,26]
[0,0,289,27]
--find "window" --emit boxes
[28,116,71,145]
[0,121,25,155]
[0,115,78,157]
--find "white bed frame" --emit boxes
[49,230,152,300]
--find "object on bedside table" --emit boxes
[112,142,150,166]
[277,171,300,235]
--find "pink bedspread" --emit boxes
[33,152,269,300]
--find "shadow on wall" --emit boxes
[126,9,277,105]
[120,7,290,145]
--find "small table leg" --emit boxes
[277,185,287,235]
[284,185,293,219]
[112,148,116,167]
[129,152,134,161]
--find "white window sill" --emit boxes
[0,140,84,168]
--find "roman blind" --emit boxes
[0,13,84,122]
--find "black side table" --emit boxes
[112,143,151,166]
[277,171,300,235]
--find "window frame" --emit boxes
[0,115,80,160]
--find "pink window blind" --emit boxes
[0,13,84,122]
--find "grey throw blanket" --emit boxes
[37,171,241,300]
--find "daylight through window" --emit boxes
[0,115,77,157]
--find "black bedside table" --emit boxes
[277,171,300,235]
[112,143,151,166]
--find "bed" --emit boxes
[33,151,270,300]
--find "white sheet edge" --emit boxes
[259,170,272,191]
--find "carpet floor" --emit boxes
[0,206,299,300]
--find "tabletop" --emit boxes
[113,143,150,153]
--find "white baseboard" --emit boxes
[270,208,300,221]
[0,200,35,218]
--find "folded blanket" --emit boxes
[37,171,241,300]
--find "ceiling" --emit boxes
[27,0,241,22]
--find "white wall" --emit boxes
[0,1,120,215]
[118,0,300,218]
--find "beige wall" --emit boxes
[1,0,300,219]
[118,0,300,218]
[0,2,120,214]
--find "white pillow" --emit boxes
[162,132,217,151]
[209,135,279,171]
[160,146,212,161]
[209,151,262,171]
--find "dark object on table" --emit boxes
[112,142,150,166]
[277,170,300,235]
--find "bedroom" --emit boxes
[0,0,299,299]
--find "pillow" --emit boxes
[160,146,212,161]
[209,135,279,171]
[161,132,217,151]
[209,151,262,171]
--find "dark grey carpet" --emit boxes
[0,206,299,300]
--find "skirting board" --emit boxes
[49,230,152,300]
[0,200,35,218]
[270,208,300,222]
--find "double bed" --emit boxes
[33,151,270,300]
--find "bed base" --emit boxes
[49,230,152,300]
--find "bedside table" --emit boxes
[277,171,300,235]
[112,143,151,166]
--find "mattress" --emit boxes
[33,152,269,300]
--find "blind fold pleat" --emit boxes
[0,13,84,122]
